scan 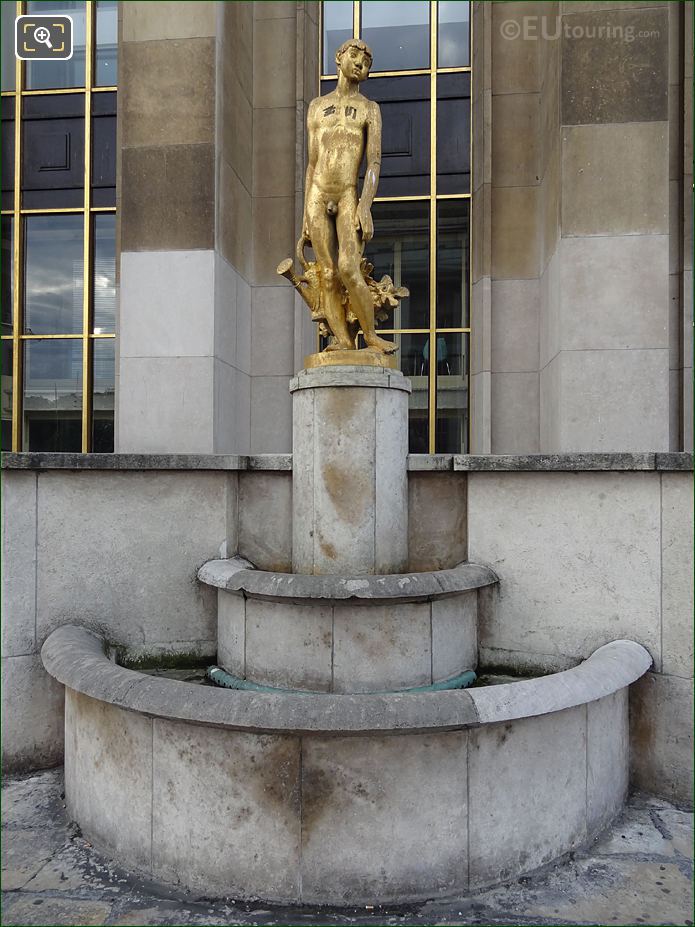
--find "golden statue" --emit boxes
[277,39,408,368]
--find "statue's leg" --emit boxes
[306,189,353,349]
[336,193,396,355]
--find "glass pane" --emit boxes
[435,332,468,453]
[1,0,15,91]
[1,100,15,210]
[22,93,85,209]
[25,1,86,90]
[95,0,117,86]
[2,216,13,334]
[92,93,116,206]
[365,201,429,330]
[92,338,113,451]
[1,340,12,450]
[93,213,115,333]
[323,0,353,75]
[23,338,82,451]
[361,1,429,72]
[363,74,430,196]
[438,1,470,68]
[24,214,84,334]
[437,72,470,194]
[436,200,469,328]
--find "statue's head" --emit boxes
[335,39,373,82]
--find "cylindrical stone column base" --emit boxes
[290,365,411,575]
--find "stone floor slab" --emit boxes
[0,894,112,925]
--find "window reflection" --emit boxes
[92,338,113,451]
[95,0,117,86]
[437,200,469,328]
[438,1,470,68]
[1,1,15,92]
[93,214,115,333]
[365,201,429,330]
[435,332,468,453]
[24,215,84,334]
[25,1,87,90]
[361,1,429,72]
[2,217,13,334]
[322,0,353,75]
[1,341,12,451]
[23,339,82,451]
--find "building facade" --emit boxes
[1,1,693,807]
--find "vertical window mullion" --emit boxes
[11,1,24,451]
[81,0,94,452]
[428,0,437,454]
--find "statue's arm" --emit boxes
[356,101,382,242]
[302,101,319,239]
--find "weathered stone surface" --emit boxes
[1,453,248,470]
[468,707,587,888]
[65,691,152,869]
[660,473,695,677]
[2,654,64,772]
[587,689,629,836]
[0,827,65,890]
[300,733,468,903]
[454,452,658,471]
[216,590,245,678]
[407,472,467,571]
[431,593,478,680]
[1,471,36,657]
[0,895,113,926]
[238,471,292,571]
[152,721,301,900]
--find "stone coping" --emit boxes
[290,365,412,394]
[2,452,691,471]
[197,557,498,602]
[41,625,652,735]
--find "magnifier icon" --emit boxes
[33,25,53,49]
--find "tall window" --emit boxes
[321,0,471,453]
[1,0,117,453]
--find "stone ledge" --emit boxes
[2,451,691,472]
[41,625,651,734]
[197,558,498,603]
[290,365,412,393]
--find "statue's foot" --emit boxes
[324,338,355,352]
[365,334,398,355]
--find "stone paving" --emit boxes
[1,769,692,927]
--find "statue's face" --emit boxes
[337,44,371,82]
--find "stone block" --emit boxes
[550,349,670,452]
[65,691,152,867]
[491,371,540,454]
[432,592,478,680]
[121,144,214,252]
[253,17,297,109]
[587,689,629,835]
[236,275,252,374]
[245,599,332,692]
[122,1,215,40]
[152,720,301,899]
[470,370,491,454]
[221,1,253,103]
[255,1,296,19]
[221,72,252,194]
[250,376,293,453]
[407,472,467,571]
[332,603,431,693]
[374,386,409,573]
[216,591,245,677]
[252,196,296,287]
[218,159,253,281]
[490,3,540,95]
[561,7,668,125]
[118,356,215,452]
[562,123,668,236]
[471,277,491,376]
[491,93,540,188]
[214,252,238,369]
[215,361,250,455]
[300,732,468,903]
[253,107,297,199]
[35,471,225,646]
[251,287,295,377]
[556,235,669,351]
[1,471,36,656]
[120,250,215,358]
[238,471,292,571]
[491,186,540,280]
[121,38,214,148]
[1,654,64,771]
[540,140,560,273]
[0,896,113,926]
[660,473,694,677]
[468,707,587,887]
[491,279,540,373]
[630,672,694,807]
[468,471,662,665]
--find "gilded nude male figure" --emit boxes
[278,39,407,360]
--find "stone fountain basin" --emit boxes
[198,557,497,692]
[42,625,650,905]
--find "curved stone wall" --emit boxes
[43,626,651,904]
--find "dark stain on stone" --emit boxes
[301,765,334,835]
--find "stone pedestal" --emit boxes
[290,365,411,575]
